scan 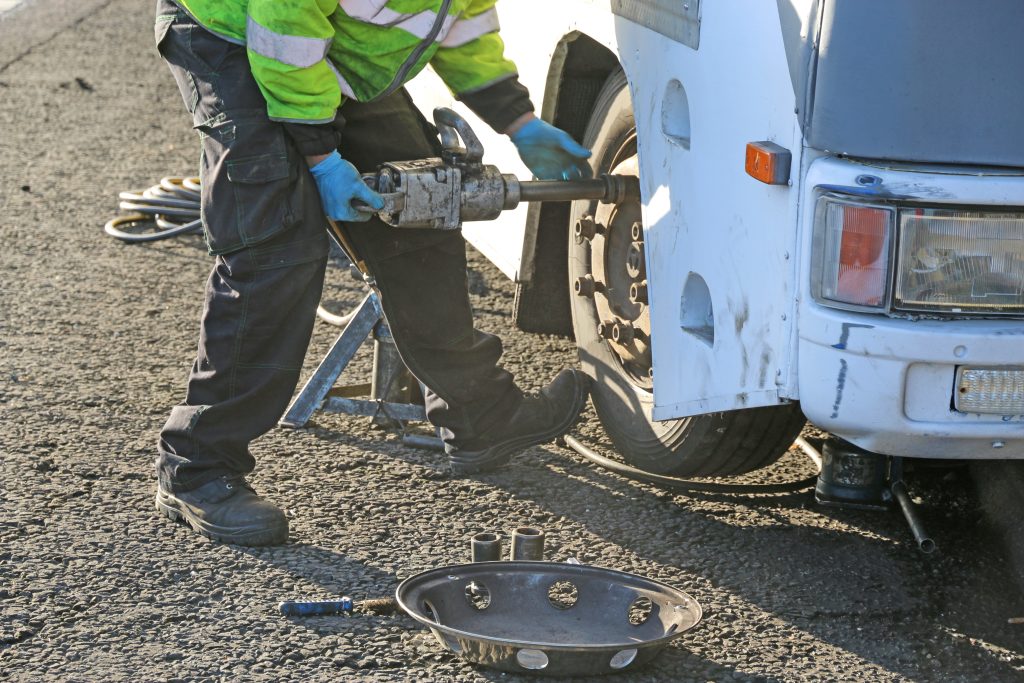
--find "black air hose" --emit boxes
[562,434,821,495]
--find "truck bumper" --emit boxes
[798,307,1024,459]
[795,155,1024,459]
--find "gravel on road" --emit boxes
[2,2,1024,681]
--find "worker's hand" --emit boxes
[509,117,592,181]
[308,151,384,222]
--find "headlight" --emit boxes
[895,208,1024,314]
[813,195,1024,316]
[813,196,895,309]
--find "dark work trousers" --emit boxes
[153,0,521,493]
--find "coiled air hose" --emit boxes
[104,177,202,243]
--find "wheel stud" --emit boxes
[574,275,603,297]
[631,221,643,241]
[574,215,604,242]
[626,241,646,280]
[629,280,648,305]
[611,322,635,344]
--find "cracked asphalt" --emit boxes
[2,1,1024,680]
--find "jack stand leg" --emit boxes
[279,293,382,428]
[370,322,418,429]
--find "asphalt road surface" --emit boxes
[2,1,1024,681]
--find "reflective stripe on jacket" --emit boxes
[172,0,517,124]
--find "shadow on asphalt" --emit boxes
[473,445,1024,680]
[269,395,1024,680]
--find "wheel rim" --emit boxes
[575,131,651,390]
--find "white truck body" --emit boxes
[408,0,1024,461]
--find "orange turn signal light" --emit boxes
[745,141,791,185]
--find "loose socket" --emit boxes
[471,532,502,562]
[510,527,545,561]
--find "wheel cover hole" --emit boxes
[628,596,653,626]
[516,648,549,670]
[547,580,579,610]
[465,581,491,610]
[610,648,638,669]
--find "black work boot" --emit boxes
[155,475,288,546]
[447,368,591,475]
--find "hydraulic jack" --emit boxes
[815,437,936,553]
[279,108,637,434]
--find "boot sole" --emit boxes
[449,370,591,475]
[155,490,288,547]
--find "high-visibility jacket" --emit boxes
[172,0,518,125]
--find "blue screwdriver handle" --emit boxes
[279,597,353,616]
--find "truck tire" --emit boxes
[568,69,805,476]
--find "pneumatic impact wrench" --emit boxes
[355,107,639,230]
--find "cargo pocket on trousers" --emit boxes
[199,113,302,254]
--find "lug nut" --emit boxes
[574,215,604,241]
[597,320,615,340]
[611,322,635,344]
[629,280,648,305]
[574,275,603,297]
[631,221,643,241]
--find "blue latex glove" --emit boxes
[510,118,593,180]
[308,151,384,222]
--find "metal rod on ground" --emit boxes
[891,480,936,554]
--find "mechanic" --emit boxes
[151,0,593,546]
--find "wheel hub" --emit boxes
[575,146,651,388]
